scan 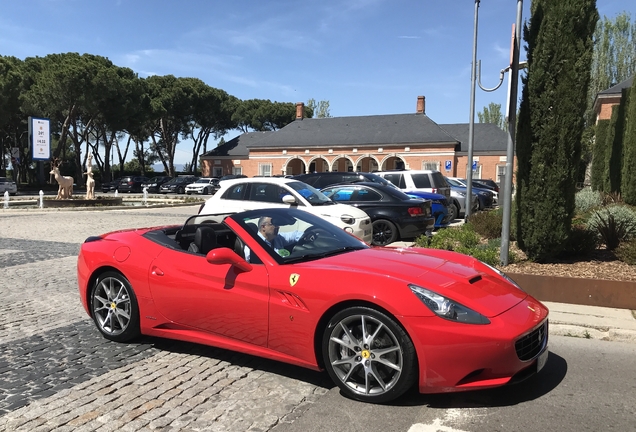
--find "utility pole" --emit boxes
[466,0,480,219]
[500,0,524,266]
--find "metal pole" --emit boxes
[466,0,479,220]
[500,0,523,266]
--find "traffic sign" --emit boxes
[444,160,452,171]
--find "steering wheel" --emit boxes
[296,227,323,247]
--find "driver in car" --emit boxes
[244,216,305,262]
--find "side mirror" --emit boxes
[282,194,298,206]
[206,248,252,273]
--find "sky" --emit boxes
[2,0,635,165]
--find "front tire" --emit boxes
[177,186,185,194]
[322,306,417,403]
[372,219,398,246]
[448,202,459,221]
[90,271,140,342]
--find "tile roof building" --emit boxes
[201,96,511,183]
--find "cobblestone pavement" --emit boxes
[0,206,330,431]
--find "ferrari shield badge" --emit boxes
[289,273,300,287]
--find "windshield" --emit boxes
[195,179,210,184]
[232,208,368,264]
[445,178,464,187]
[286,181,334,206]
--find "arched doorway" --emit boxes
[355,156,380,172]
[381,155,405,171]
[285,158,306,175]
[308,157,330,173]
[331,156,356,172]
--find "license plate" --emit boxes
[536,347,549,372]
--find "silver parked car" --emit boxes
[0,177,17,196]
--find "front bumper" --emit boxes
[400,296,549,394]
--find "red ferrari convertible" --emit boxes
[77,208,549,403]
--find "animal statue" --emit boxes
[84,154,95,200]
[49,159,74,200]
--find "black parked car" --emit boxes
[141,176,172,193]
[118,176,149,193]
[321,182,434,246]
[101,177,122,193]
[159,176,198,194]
[293,171,390,189]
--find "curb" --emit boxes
[550,323,636,344]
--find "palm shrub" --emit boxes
[587,205,636,250]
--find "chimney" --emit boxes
[416,96,425,114]
[296,102,305,120]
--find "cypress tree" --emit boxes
[590,120,609,191]
[515,0,598,262]
[606,89,628,193]
[622,86,636,204]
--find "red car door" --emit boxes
[148,248,270,347]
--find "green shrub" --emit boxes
[587,204,636,249]
[467,209,503,239]
[426,225,480,250]
[575,188,602,214]
[414,225,515,266]
[615,240,636,265]
[559,225,599,257]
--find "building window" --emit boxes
[213,167,223,177]
[258,163,272,177]
[497,165,506,183]
[233,166,243,175]
[422,161,440,171]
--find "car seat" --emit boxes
[188,226,217,254]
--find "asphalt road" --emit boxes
[272,335,636,432]
[1,204,634,431]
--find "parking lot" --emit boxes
[0,205,331,431]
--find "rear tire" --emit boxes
[90,271,140,342]
[372,219,398,246]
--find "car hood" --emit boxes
[317,247,527,317]
[306,203,369,220]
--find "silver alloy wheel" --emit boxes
[92,276,133,336]
[327,313,403,397]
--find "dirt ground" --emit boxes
[500,247,636,282]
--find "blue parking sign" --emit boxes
[472,160,478,171]
[444,160,452,171]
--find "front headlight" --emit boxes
[456,191,466,197]
[340,215,355,225]
[409,284,490,324]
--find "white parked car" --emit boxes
[185,178,220,195]
[0,177,17,195]
[199,177,373,243]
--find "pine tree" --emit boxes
[515,0,598,262]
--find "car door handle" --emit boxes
[152,266,164,276]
